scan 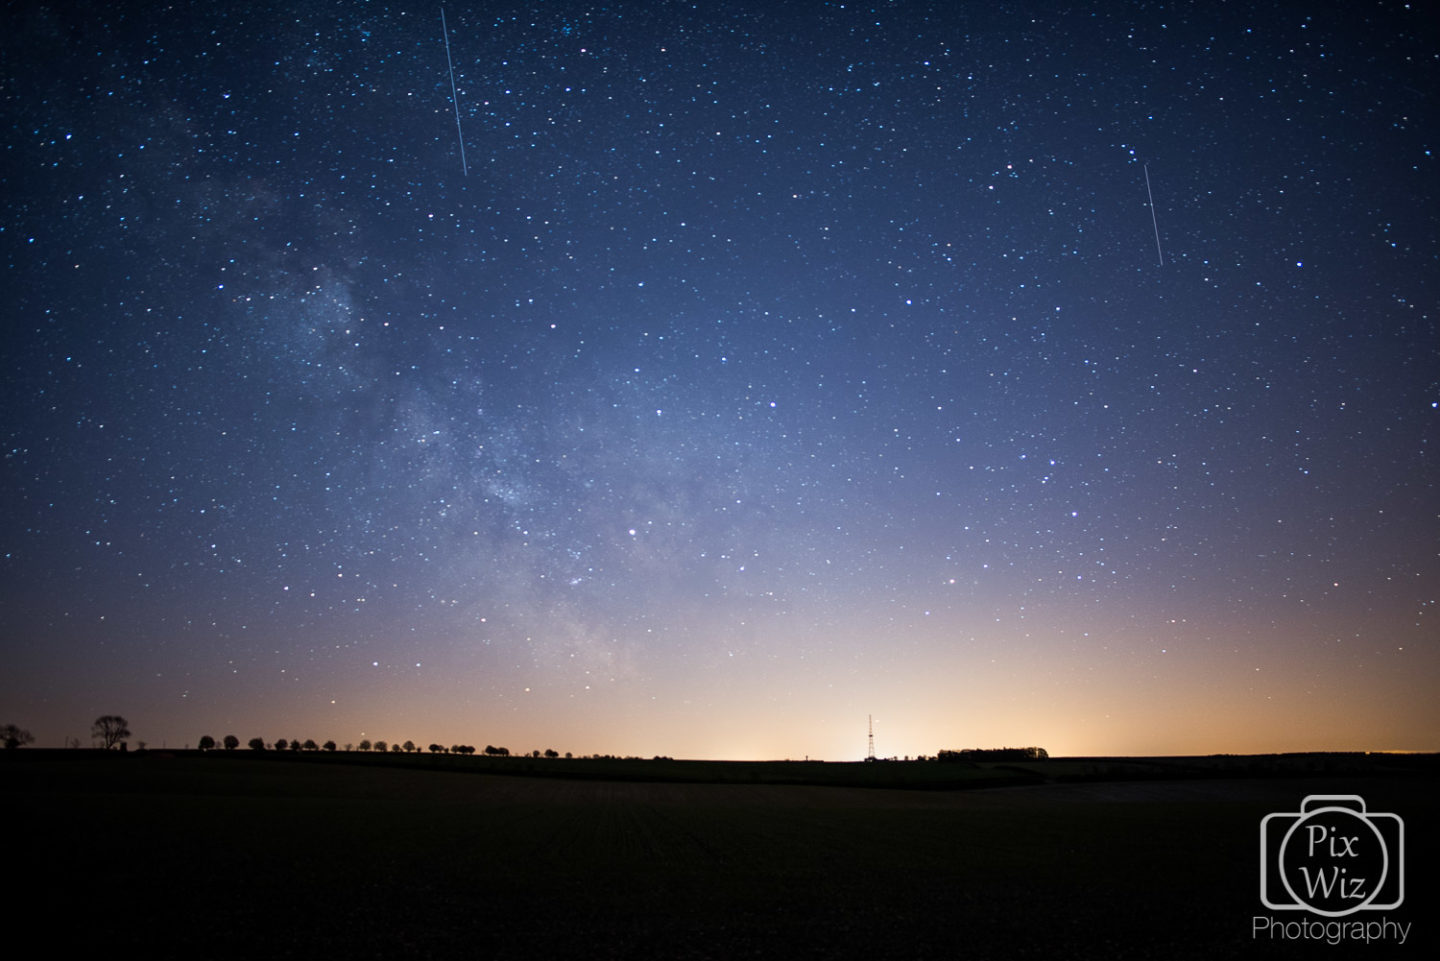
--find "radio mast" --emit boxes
[867,714,875,761]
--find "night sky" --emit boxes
[3,1,1435,760]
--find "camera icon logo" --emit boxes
[1259,795,1404,917]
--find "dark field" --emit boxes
[6,753,1435,960]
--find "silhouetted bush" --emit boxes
[248,737,265,751]
[198,735,216,752]
[223,734,240,751]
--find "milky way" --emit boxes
[2,1,1435,758]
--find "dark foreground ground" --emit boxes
[5,752,1435,960]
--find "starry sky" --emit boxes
[3,1,1436,759]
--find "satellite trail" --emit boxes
[441,8,468,176]
[1144,164,1163,266]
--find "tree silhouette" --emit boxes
[302,739,319,751]
[402,740,417,753]
[92,715,131,750]
[248,737,265,751]
[2,724,35,749]
[223,734,240,751]
[544,749,559,759]
[198,735,216,752]
[275,739,289,751]
[358,739,372,752]
[374,740,388,753]
[323,740,337,752]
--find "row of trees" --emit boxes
[6,715,577,758]
[203,738,570,757]
[937,746,1050,761]
[3,720,559,757]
